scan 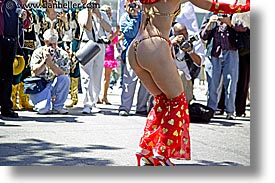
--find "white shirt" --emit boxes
[174,38,205,80]
[78,8,111,42]
[174,2,206,80]
[176,2,200,35]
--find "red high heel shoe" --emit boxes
[136,152,157,166]
[153,156,175,166]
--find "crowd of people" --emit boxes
[0,0,250,166]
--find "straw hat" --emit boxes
[13,55,25,75]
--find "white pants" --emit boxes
[80,42,106,108]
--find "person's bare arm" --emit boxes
[108,25,120,42]
[189,0,250,14]
[93,8,112,33]
[84,9,93,32]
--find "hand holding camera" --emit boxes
[127,1,141,17]
[218,15,232,27]
[48,47,55,56]
[42,46,55,65]
[171,34,185,45]
[209,14,219,24]
[87,1,100,10]
[179,35,199,52]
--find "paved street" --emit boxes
[0,79,250,166]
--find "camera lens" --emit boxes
[180,41,190,49]
[49,48,55,55]
[128,3,136,8]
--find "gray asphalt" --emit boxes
[0,79,250,166]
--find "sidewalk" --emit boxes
[0,79,250,166]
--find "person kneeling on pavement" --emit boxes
[29,29,70,114]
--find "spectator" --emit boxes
[77,0,112,114]
[0,0,30,118]
[29,29,70,114]
[98,5,120,105]
[200,13,247,120]
[109,31,124,90]
[232,10,250,117]
[37,0,70,47]
[12,1,41,111]
[200,12,224,115]
[118,0,150,116]
[171,22,205,104]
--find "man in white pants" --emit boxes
[78,0,112,114]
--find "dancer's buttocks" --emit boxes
[128,34,170,67]
[127,2,184,99]
[128,33,184,99]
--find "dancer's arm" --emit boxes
[189,0,250,14]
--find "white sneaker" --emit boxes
[37,109,52,114]
[91,107,101,113]
[82,106,91,114]
[52,108,69,114]
[226,113,236,120]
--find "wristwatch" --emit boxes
[187,50,194,54]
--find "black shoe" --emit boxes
[1,109,19,118]
[215,109,224,115]
[136,110,148,116]
[236,113,246,117]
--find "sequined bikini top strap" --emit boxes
[143,5,181,28]
[153,5,181,17]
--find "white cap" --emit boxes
[43,29,59,43]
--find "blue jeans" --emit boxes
[30,75,70,113]
[207,50,239,114]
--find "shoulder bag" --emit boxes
[23,77,48,94]
[75,22,101,66]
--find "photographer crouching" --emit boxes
[170,22,205,104]
[0,0,30,119]
[29,29,70,114]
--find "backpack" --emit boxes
[188,103,214,123]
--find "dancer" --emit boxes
[127,0,250,166]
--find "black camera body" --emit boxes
[128,3,137,9]
[217,13,230,18]
[97,36,111,45]
[87,0,100,9]
[179,35,199,49]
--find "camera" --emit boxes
[97,36,111,44]
[48,47,55,55]
[218,14,230,18]
[128,3,136,9]
[179,35,199,49]
[87,0,100,9]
